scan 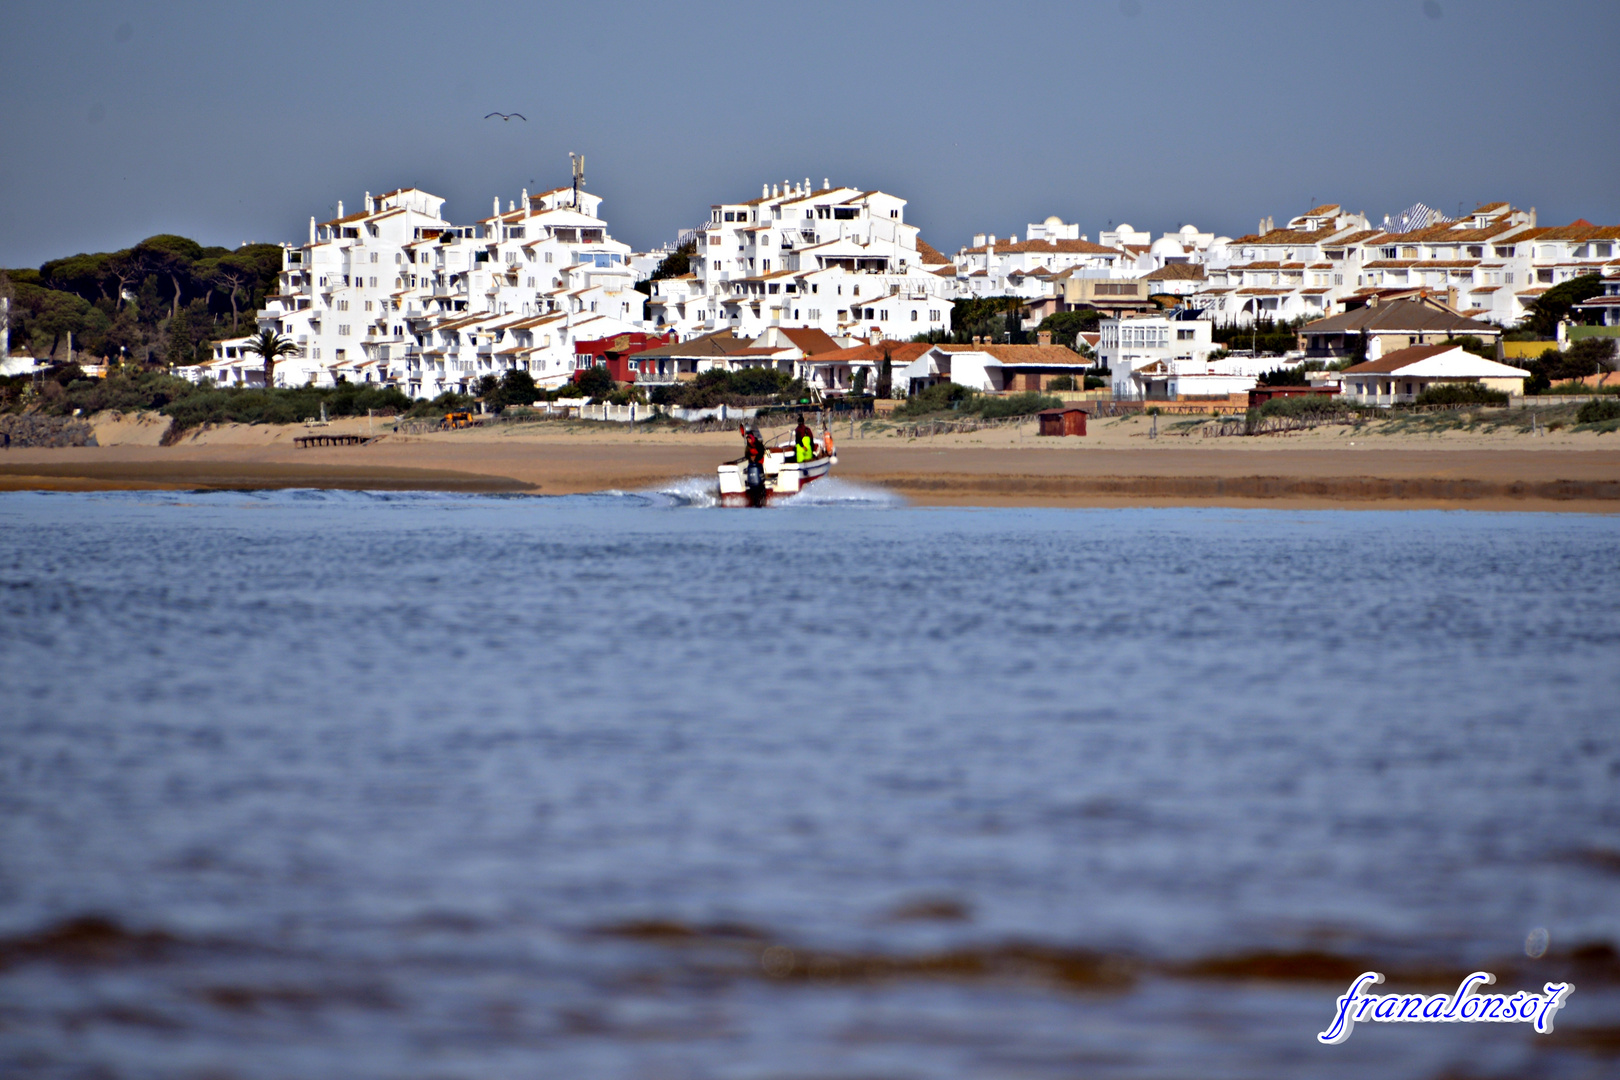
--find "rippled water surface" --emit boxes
[2,489,1618,1079]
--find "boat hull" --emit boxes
[718,451,835,506]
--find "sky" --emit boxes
[2,0,1617,270]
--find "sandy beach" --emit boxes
[1,410,1617,511]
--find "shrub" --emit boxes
[893,381,973,418]
[1576,397,1620,424]
[1412,383,1508,407]
[1256,394,1355,419]
[973,391,1062,418]
[1045,375,1075,391]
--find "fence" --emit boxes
[894,415,1034,439]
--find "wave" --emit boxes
[586,917,1620,991]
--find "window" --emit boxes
[1177,329,1194,340]
[337,300,349,311]
[929,309,940,321]
[545,251,553,263]
[369,252,378,263]
[338,325,351,336]
[368,277,377,287]
[910,310,918,321]
[834,207,857,219]
[880,310,888,320]
[364,301,374,312]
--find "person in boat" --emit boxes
[793,413,815,463]
[740,422,765,466]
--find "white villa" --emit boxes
[1340,343,1530,405]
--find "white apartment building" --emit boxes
[208,180,646,397]
[645,179,957,343]
[1193,202,1620,329]
[949,218,1128,299]
[1099,309,1246,400]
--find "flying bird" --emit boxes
[484,112,526,121]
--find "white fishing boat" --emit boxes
[717,430,836,507]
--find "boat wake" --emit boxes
[638,475,903,509]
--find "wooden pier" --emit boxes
[293,433,373,448]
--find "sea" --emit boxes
[1,485,1617,1080]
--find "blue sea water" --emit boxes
[1,488,1617,1079]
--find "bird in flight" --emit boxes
[484,112,526,121]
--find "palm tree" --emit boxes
[243,329,298,389]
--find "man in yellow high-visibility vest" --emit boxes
[793,414,815,463]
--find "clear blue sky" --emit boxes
[2,0,1616,269]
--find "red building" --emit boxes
[1036,407,1088,437]
[573,332,676,383]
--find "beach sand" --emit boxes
[0,410,1616,511]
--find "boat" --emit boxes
[717,430,836,507]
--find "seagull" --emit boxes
[484,112,526,121]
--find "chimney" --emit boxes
[521,187,528,206]
[772,184,779,198]
[972,335,983,345]
[804,177,811,193]
[1037,331,1052,346]
[309,216,316,244]
[763,183,770,198]
[509,200,515,212]
[973,233,986,247]
[337,200,344,218]
[494,196,500,217]
[823,178,830,190]
[364,191,373,213]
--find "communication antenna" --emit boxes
[569,152,586,210]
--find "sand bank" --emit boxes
[1,413,1616,510]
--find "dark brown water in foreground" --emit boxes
[1,489,1616,1078]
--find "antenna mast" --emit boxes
[569,152,585,210]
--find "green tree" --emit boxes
[164,311,193,367]
[1442,335,1497,361]
[1521,273,1603,338]
[851,366,868,395]
[133,235,205,321]
[494,368,538,409]
[242,328,299,388]
[573,364,614,398]
[197,252,261,332]
[1034,309,1101,348]
[40,252,114,303]
[876,355,893,398]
